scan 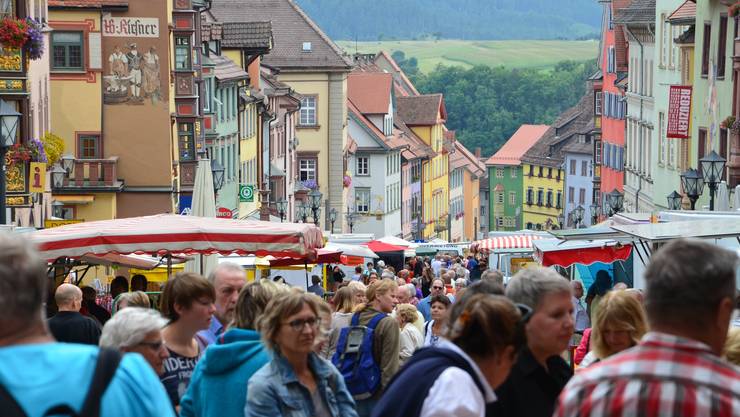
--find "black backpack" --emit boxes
[0,347,122,417]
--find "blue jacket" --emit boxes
[180,328,269,417]
[417,296,432,321]
[246,351,358,417]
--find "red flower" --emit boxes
[0,18,29,49]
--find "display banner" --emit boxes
[667,85,692,139]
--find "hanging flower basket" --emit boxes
[301,179,318,190]
[732,119,740,134]
[0,18,44,61]
[5,139,47,167]
[343,175,352,188]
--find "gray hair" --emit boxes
[505,267,571,310]
[100,307,168,349]
[644,239,738,331]
[455,278,468,288]
[402,283,416,298]
[481,269,504,285]
[208,261,244,284]
[0,233,47,335]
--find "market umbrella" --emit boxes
[363,240,408,253]
[30,213,324,262]
[715,181,730,211]
[470,234,544,254]
[377,235,417,257]
[185,159,219,276]
[268,248,343,267]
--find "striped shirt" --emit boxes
[554,332,740,417]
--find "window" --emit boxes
[607,46,616,73]
[568,187,575,203]
[538,166,543,177]
[203,79,212,112]
[178,123,195,161]
[721,128,728,181]
[556,191,562,209]
[355,188,370,213]
[78,135,101,159]
[537,189,544,206]
[52,32,83,70]
[546,190,553,207]
[581,160,588,176]
[702,23,711,77]
[356,156,369,176]
[579,188,586,205]
[510,167,517,178]
[658,112,666,165]
[718,15,728,78]
[299,158,317,181]
[509,191,516,205]
[595,139,602,164]
[496,167,504,178]
[496,192,504,204]
[526,188,533,204]
[660,14,668,67]
[496,217,504,227]
[300,96,317,126]
[569,160,576,175]
[595,91,602,115]
[175,35,192,70]
[698,128,708,176]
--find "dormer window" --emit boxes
[302,42,312,52]
[383,114,393,136]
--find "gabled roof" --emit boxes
[668,0,696,25]
[211,54,249,82]
[396,94,446,126]
[221,22,273,51]
[451,142,486,178]
[485,125,549,166]
[49,0,127,8]
[614,0,655,25]
[348,72,392,115]
[395,118,436,160]
[373,51,420,97]
[211,0,352,71]
[348,100,406,151]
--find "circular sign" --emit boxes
[239,185,254,202]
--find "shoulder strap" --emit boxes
[367,313,386,330]
[0,382,28,417]
[350,312,360,326]
[79,348,122,417]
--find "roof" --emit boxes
[614,0,656,25]
[667,0,696,25]
[347,100,406,151]
[561,140,593,155]
[221,22,273,50]
[521,89,595,168]
[210,0,352,71]
[450,141,486,177]
[348,72,392,114]
[211,54,249,82]
[374,51,420,97]
[396,118,436,160]
[49,0,127,7]
[396,94,446,126]
[485,125,549,166]
[675,25,695,45]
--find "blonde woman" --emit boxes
[396,303,424,366]
[347,280,367,305]
[322,287,356,360]
[580,289,648,367]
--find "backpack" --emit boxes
[0,347,122,417]
[331,312,386,399]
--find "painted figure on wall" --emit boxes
[104,43,161,105]
[141,46,160,103]
[126,43,142,100]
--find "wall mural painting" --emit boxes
[104,42,161,105]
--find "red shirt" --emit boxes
[555,332,740,417]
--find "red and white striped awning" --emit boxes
[471,235,544,253]
[31,214,324,262]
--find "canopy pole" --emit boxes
[167,253,172,280]
[304,261,309,289]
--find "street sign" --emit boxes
[216,207,233,219]
[44,219,83,229]
[239,184,254,202]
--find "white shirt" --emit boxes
[572,296,590,332]
[399,323,424,366]
[419,340,496,417]
[431,259,442,276]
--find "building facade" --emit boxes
[563,139,596,227]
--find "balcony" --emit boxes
[55,157,123,191]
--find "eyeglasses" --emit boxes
[137,340,165,351]
[284,317,321,332]
[432,286,444,290]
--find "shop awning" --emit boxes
[533,238,632,268]
[363,240,407,253]
[611,219,740,243]
[54,195,94,205]
[269,248,342,267]
[471,234,544,253]
[324,242,379,259]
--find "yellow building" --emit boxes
[397,94,450,239]
[211,0,352,229]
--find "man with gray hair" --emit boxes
[0,233,174,417]
[556,239,740,417]
[48,283,101,345]
[198,262,246,345]
[100,307,170,375]
[481,269,504,286]
[491,267,574,417]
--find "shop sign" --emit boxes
[239,185,254,202]
[0,78,25,94]
[102,16,160,37]
[216,207,233,218]
[667,85,692,139]
[44,219,84,229]
[0,47,23,73]
[29,162,46,193]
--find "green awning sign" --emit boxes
[239,185,254,202]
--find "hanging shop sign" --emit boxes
[667,85,692,139]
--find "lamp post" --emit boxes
[50,164,66,189]
[606,189,624,216]
[699,150,726,211]
[346,208,357,233]
[308,189,322,226]
[666,190,682,211]
[589,202,598,225]
[61,154,75,175]
[680,168,703,210]
[573,204,585,228]
[211,159,225,195]
[0,100,20,225]
[276,198,288,223]
[297,200,309,223]
[51,200,64,218]
[329,207,337,232]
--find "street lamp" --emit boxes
[308,189,322,225]
[573,205,585,228]
[329,208,337,232]
[606,189,624,215]
[0,99,20,225]
[680,168,703,210]
[346,208,357,233]
[699,150,726,211]
[297,200,309,223]
[666,190,682,211]
[211,159,225,194]
[50,164,67,189]
[276,198,288,223]
[61,154,75,174]
[589,202,598,225]
[51,200,64,218]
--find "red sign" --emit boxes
[667,85,692,139]
[340,255,365,266]
[216,207,233,219]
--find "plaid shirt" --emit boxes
[554,332,740,417]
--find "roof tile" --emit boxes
[49,0,127,7]
[396,94,446,126]
[211,54,249,82]
[221,21,273,50]
[485,125,549,166]
[348,72,392,114]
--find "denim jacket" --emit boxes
[245,351,358,417]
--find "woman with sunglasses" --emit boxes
[371,294,526,417]
[246,292,358,417]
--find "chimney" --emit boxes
[474,147,481,159]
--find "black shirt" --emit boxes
[83,300,111,325]
[490,348,572,417]
[47,311,101,345]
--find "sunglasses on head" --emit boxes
[513,303,533,352]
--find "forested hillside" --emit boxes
[296,0,602,41]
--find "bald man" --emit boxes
[47,284,101,345]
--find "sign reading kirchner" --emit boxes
[102,16,160,37]
[667,85,692,139]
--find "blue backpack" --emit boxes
[332,312,386,399]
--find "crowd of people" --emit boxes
[0,233,739,417]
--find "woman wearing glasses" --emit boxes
[371,294,527,417]
[246,292,358,417]
[99,306,170,375]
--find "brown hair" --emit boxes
[445,294,523,359]
[159,272,215,322]
[233,280,287,330]
[332,287,355,314]
[591,289,648,359]
[430,294,451,308]
[115,291,150,311]
[258,291,322,350]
